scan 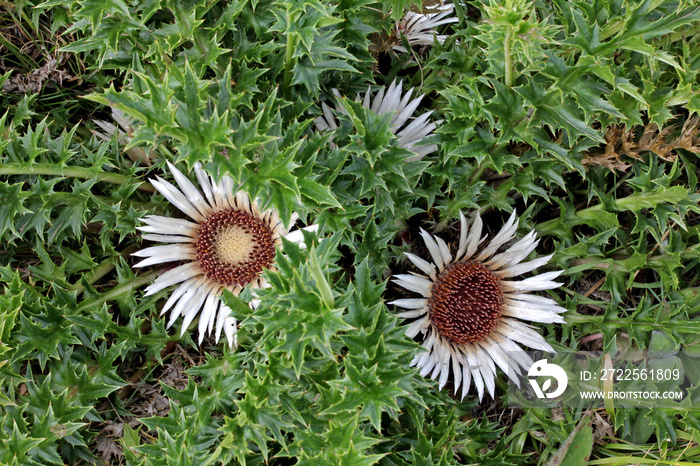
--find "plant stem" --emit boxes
[283,34,299,94]
[564,313,604,324]
[504,28,514,88]
[468,162,488,185]
[76,271,157,313]
[69,259,117,297]
[69,246,140,297]
[0,163,154,192]
[536,187,688,235]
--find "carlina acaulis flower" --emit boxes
[314,79,441,161]
[93,106,154,166]
[394,3,458,53]
[390,210,567,400]
[132,162,318,348]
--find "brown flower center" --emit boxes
[195,209,276,287]
[429,261,504,344]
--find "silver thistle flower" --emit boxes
[93,107,154,166]
[314,80,440,161]
[394,4,458,53]
[133,162,317,348]
[391,210,567,400]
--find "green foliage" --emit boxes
[545,416,593,466]
[2,0,700,463]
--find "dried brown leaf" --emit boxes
[2,55,73,93]
[94,422,125,463]
[584,116,700,171]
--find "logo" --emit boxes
[528,359,568,399]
